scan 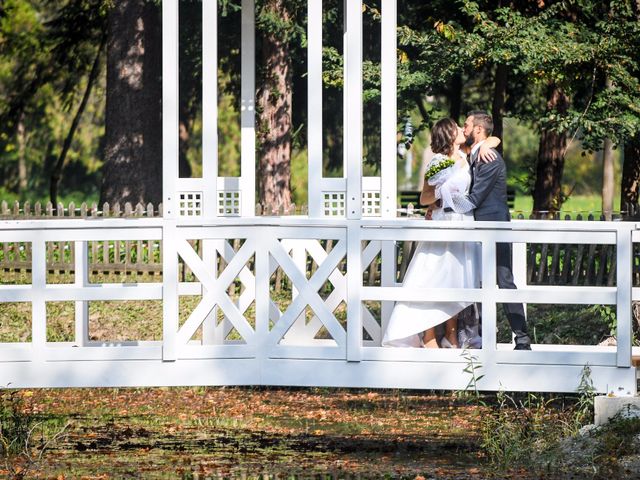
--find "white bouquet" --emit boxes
[424,154,475,214]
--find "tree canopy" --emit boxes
[0,0,638,214]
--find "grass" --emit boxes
[1,387,487,479]
[512,193,622,215]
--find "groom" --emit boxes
[463,111,531,350]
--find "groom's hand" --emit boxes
[478,146,498,163]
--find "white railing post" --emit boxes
[74,240,89,346]
[255,235,270,375]
[481,236,497,362]
[347,224,362,361]
[616,224,633,368]
[31,239,46,360]
[380,241,396,344]
[345,0,363,361]
[162,220,178,361]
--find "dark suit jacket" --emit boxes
[468,148,511,222]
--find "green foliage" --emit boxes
[460,0,640,149]
[575,365,596,425]
[0,0,107,204]
[0,389,32,456]
[460,349,484,401]
[480,388,596,470]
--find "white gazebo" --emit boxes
[0,0,638,395]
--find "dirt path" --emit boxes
[3,387,527,479]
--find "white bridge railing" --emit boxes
[0,217,638,394]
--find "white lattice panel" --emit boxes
[178,192,203,217]
[218,191,241,216]
[362,191,381,217]
[323,192,346,217]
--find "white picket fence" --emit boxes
[0,216,638,395]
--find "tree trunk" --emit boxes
[601,78,615,220]
[621,133,640,216]
[491,64,508,156]
[17,113,27,194]
[601,138,615,220]
[532,83,570,215]
[257,0,293,213]
[99,0,162,207]
[448,73,463,123]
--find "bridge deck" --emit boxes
[0,217,638,395]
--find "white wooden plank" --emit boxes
[361,227,615,244]
[44,284,163,301]
[361,286,616,304]
[0,286,32,302]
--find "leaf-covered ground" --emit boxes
[1,387,527,479]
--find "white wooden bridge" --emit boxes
[1,0,639,395]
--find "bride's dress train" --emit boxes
[382,157,480,348]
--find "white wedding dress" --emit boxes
[382,153,480,347]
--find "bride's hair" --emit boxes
[430,118,458,156]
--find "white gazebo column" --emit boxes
[162,0,179,360]
[240,0,256,215]
[307,0,323,218]
[380,0,397,341]
[202,0,220,344]
[380,0,397,218]
[344,0,363,219]
[162,0,180,219]
[202,0,219,217]
[345,0,363,361]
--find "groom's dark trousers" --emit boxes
[468,149,530,347]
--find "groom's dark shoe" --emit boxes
[514,343,531,350]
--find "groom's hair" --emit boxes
[467,110,494,136]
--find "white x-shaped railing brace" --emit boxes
[176,238,256,345]
[267,237,347,346]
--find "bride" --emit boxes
[382,118,498,348]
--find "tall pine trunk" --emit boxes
[621,133,640,215]
[257,0,293,213]
[99,0,162,207]
[448,73,462,123]
[533,83,569,215]
[17,114,27,194]
[602,138,615,219]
